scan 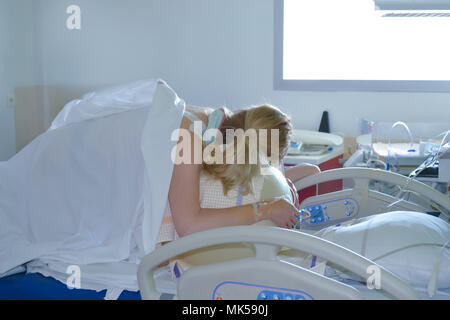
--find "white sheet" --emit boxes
[0,79,184,295]
[49,79,158,131]
[338,278,450,300]
[317,211,450,289]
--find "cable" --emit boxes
[387,129,450,211]
[387,121,414,172]
[367,158,387,170]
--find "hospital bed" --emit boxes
[138,168,450,300]
[1,168,449,300]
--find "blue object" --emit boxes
[257,289,311,300]
[0,272,141,300]
[203,108,226,145]
[306,205,326,224]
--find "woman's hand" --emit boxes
[260,198,298,229]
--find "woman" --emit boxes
[166,103,320,239]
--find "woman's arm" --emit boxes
[168,162,259,236]
[168,161,298,237]
[279,160,321,181]
[168,124,298,237]
[167,140,255,233]
[283,162,321,209]
[284,163,321,182]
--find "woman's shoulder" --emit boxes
[186,105,215,115]
[180,105,214,130]
[186,105,214,123]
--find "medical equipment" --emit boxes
[296,168,450,232]
[351,120,449,163]
[286,130,345,201]
[345,121,450,207]
[410,130,450,177]
[288,129,343,157]
[288,140,303,154]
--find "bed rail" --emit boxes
[138,225,419,300]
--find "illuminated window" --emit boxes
[274,0,450,91]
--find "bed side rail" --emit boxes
[138,225,419,300]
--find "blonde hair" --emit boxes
[202,104,292,195]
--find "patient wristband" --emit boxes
[252,201,269,221]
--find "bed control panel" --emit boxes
[257,290,310,300]
[212,281,313,300]
[300,197,359,227]
[305,205,329,224]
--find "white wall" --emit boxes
[0,0,39,160]
[0,1,16,160]
[23,0,450,138]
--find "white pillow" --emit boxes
[317,211,450,289]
